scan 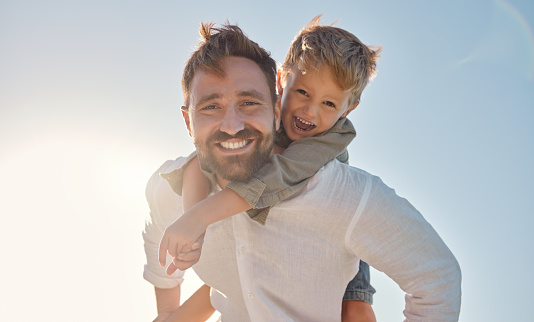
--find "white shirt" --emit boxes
[143,157,461,321]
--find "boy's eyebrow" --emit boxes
[238,90,265,101]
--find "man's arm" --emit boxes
[153,286,181,322]
[348,175,461,321]
[143,158,190,320]
[166,284,215,322]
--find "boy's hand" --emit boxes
[158,210,208,267]
[166,234,205,275]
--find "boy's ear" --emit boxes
[276,69,284,95]
[181,106,193,137]
[274,95,282,131]
[342,102,359,118]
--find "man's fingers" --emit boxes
[158,236,169,267]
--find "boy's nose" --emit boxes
[220,106,245,135]
[302,103,319,118]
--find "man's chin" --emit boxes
[215,157,259,181]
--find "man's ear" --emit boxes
[181,106,192,137]
[342,102,359,118]
[276,69,284,96]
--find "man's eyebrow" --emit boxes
[196,93,220,107]
[238,90,266,101]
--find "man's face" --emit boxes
[183,56,281,182]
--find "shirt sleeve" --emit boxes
[226,118,356,210]
[143,159,188,289]
[159,151,197,196]
[346,175,461,321]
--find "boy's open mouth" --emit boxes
[293,116,316,131]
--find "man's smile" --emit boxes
[217,139,254,152]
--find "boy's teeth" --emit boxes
[220,140,247,150]
[297,117,313,125]
[294,116,315,131]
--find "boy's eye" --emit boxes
[297,89,309,97]
[324,101,336,108]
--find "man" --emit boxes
[143,23,461,321]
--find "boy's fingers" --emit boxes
[172,255,199,271]
[177,249,201,262]
[192,234,205,250]
[166,262,178,276]
[158,236,169,267]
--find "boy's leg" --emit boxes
[343,260,375,304]
[342,260,376,321]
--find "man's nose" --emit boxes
[220,106,245,135]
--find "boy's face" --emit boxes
[278,64,358,141]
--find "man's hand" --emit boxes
[166,234,204,275]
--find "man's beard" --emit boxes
[194,126,275,182]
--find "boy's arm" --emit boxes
[165,284,215,322]
[159,163,251,266]
[182,157,210,212]
[226,118,356,213]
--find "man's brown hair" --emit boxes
[280,15,381,105]
[182,22,278,109]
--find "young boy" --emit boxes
[160,15,380,319]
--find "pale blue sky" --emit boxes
[1,0,533,321]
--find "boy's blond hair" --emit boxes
[182,22,278,109]
[280,15,381,106]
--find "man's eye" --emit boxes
[201,105,217,110]
[297,89,309,97]
[324,101,336,108]
[243,101,259,106]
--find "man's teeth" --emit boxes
[220,140,247,150]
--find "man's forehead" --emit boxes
[190,59,271,103]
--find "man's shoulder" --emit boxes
[321,159,374,179]
[310,160,389,195]
[145,155,192,200]
[155,156,191,176]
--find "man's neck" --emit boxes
[215,144,284,188]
